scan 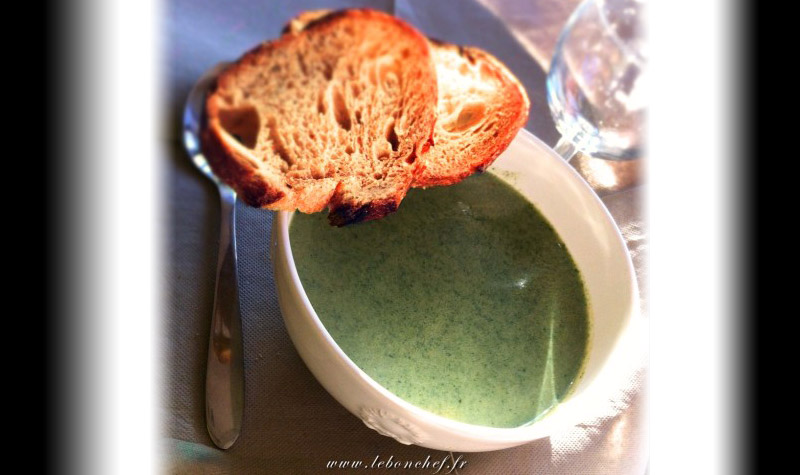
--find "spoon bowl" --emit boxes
[183,62,232,183]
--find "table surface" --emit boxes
[163,1,648,473]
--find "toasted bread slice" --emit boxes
[283,9,530,188]
[202,9,437,225]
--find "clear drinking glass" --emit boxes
[547,0,647,162]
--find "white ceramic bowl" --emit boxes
[271,130,638,452]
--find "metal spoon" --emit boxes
[182,62,243,450]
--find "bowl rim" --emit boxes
[273,129,638,442]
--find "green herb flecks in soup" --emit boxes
[290,173,590,428]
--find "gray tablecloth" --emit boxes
[163,1,647,473]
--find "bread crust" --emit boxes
[201,9,437,225]
[201,109,286,207]
[328,197,399,227]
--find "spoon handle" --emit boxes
[205,185,244,449]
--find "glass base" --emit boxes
[568,151,645,196]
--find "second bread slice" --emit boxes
[414,41,529,187]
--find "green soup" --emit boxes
[289,173,589,428]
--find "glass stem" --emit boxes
[554,137,578,163]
